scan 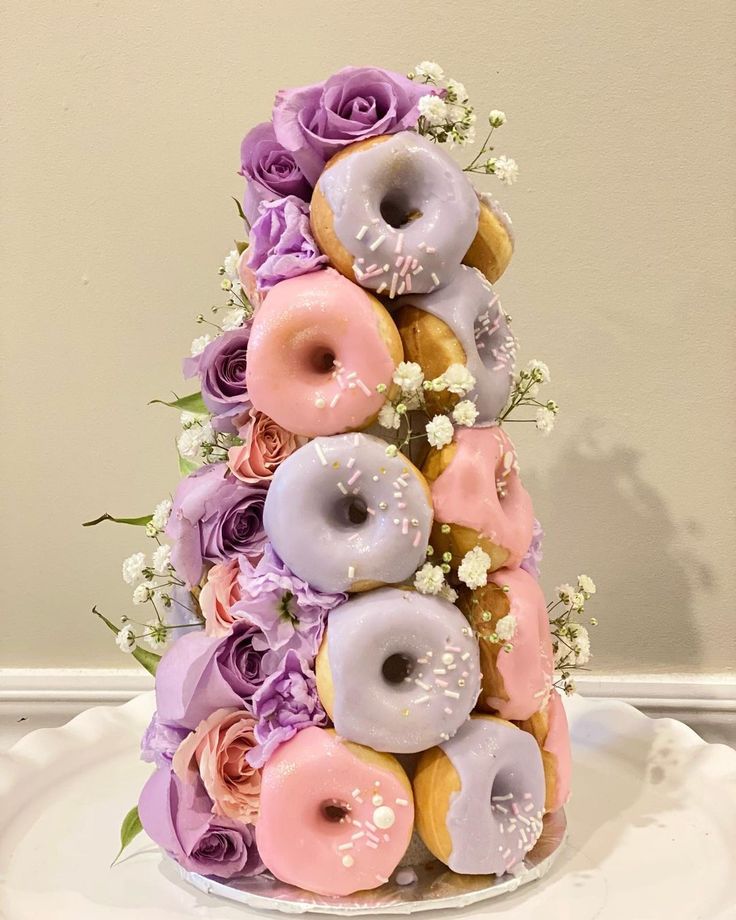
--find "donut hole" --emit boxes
[320,799,351,824]
[382,653,415,685]
[380,192,423,229]
[489,773,516,807]
[309,346,337,375]
[333,494,369,528]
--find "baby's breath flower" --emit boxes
[378,404,401,430]
[418,94,449,126]
[556,583,576,604]
[442,363,475,396]
[452,399,479,427]
[222,249,240,280]
[152,543,172,572]
[144,620,170,651]
[571,592,586,611]
[414,562,446,595]
[385,444,399,458]
[414,60,445,83]
[524,359,550,385]
[151,498,172,531]
[393,361,424,393]
[190,334,212,357]
[133,584,151,605]
[578,574,596,596]
[495,613,517,642]
[457,545,491,589]
[115,623,137,654]
[439,583,459,604]
[221,306,246,331]
[220,278,233,292]
[446,79,468,103]
[491,155,519,185]
[535,407,556,435]
[122,552,146,585]
[425,415,454,449]
[375,382,388,394]
[488,110,506,127]
[555,623,591,668]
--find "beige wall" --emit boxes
[1,0,734,676]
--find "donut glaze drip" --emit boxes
[263,433,432,592]
[322,587,480,752]
[398,265,516,425]
[440,717,545,875]
[431,427,534,567]
[317,132,479,296]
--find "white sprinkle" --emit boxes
[444,690,460,699]
[415,679,431,691]
[377,282,387,294]
[356,225,368,240]
[365,822,376,832]
[496,804,508,814]
[314,443,327,466]
[337,481,348,495]
[338,842,353,851]
[352,831,365,840]
[389,272,399,299]
[413,695,430,704]
[395,233,404,254]
[493,793,514,802]
[369,234,385,252]
[330,393,341,409]
[433,668,447,675]
[395,798,409,807]
[347,565,355,578]
[431,272,440,286]
[355,378,372,396]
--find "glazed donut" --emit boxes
[256,726,414,896]
[413,715,546,875]
[263,433,433,593]
[246,269,402,438]
[310,132,479,298]
[517,690,572,813]
[458,566,554,721]
[463,193,514,283]
[395,265,516,423]
[422,427,534,571]
[316,587,480,753]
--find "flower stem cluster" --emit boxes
[548,575,598,695]
[408,61,476,146]
[499,359,560,435]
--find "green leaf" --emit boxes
[231,196,250,230]
[149,391,208,414]
[178,453,200,476]
[92,608,161,677]
[82,513,153,528]
[111,805,143,866]
[234,239,249,255]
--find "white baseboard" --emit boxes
[0,668,734,749]
[0,667,733,710]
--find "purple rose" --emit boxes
[141,712,189,769]
[245,197,327,292]
[239,122,313,226]
[183,328,252,433]
[520,517,544,580]
[166,463,267,587]
[233,544,346,664]
[138,767,263,879]
[272,67,429,184]
[247,649,328,768]
[155,619,269,731]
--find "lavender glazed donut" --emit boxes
[245,269,402,438]
[423,427,534,572]
[310,132,479,298]
[395,265,516,423]
[256,727,414,896]
[413,715,546,875]
[263,434,433,593]
[316,587,480,753]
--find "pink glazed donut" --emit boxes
[256,726,414,896]
[423,426,534,572]
[246,269,403,438]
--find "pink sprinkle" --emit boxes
[436,679,449,688]
[398,502,407,509]
[425,245,437,254]
[389,273,399,298]
[405,273,412,292]
[512,803,520,816]
[366,840,378,850]
[401,518,408,535]
[412,530,422,547]
[365,507,376,515]
[347,470,362,486]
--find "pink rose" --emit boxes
[227,408,303,484]
[172,708,261,823]
[200,559,243,637]
[237,250,263,310]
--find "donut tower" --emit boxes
[136,67,572,899]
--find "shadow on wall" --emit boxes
[525,424,716,673]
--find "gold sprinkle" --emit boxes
[332,461,340,469]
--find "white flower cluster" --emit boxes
[116,542,180,654]
[487,155,519,186]
[146,498,172,537]
[549,574,598,693]
[457,545,492,589]
[190,334,212,357]
[410,61,476,146]
[503,358,559,435]
[178,411,215,460]
[413,562,458,603]
[220,249,243,297]
[555,574,596,611]
[554,622,591,669]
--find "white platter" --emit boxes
[1,691,735,919]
